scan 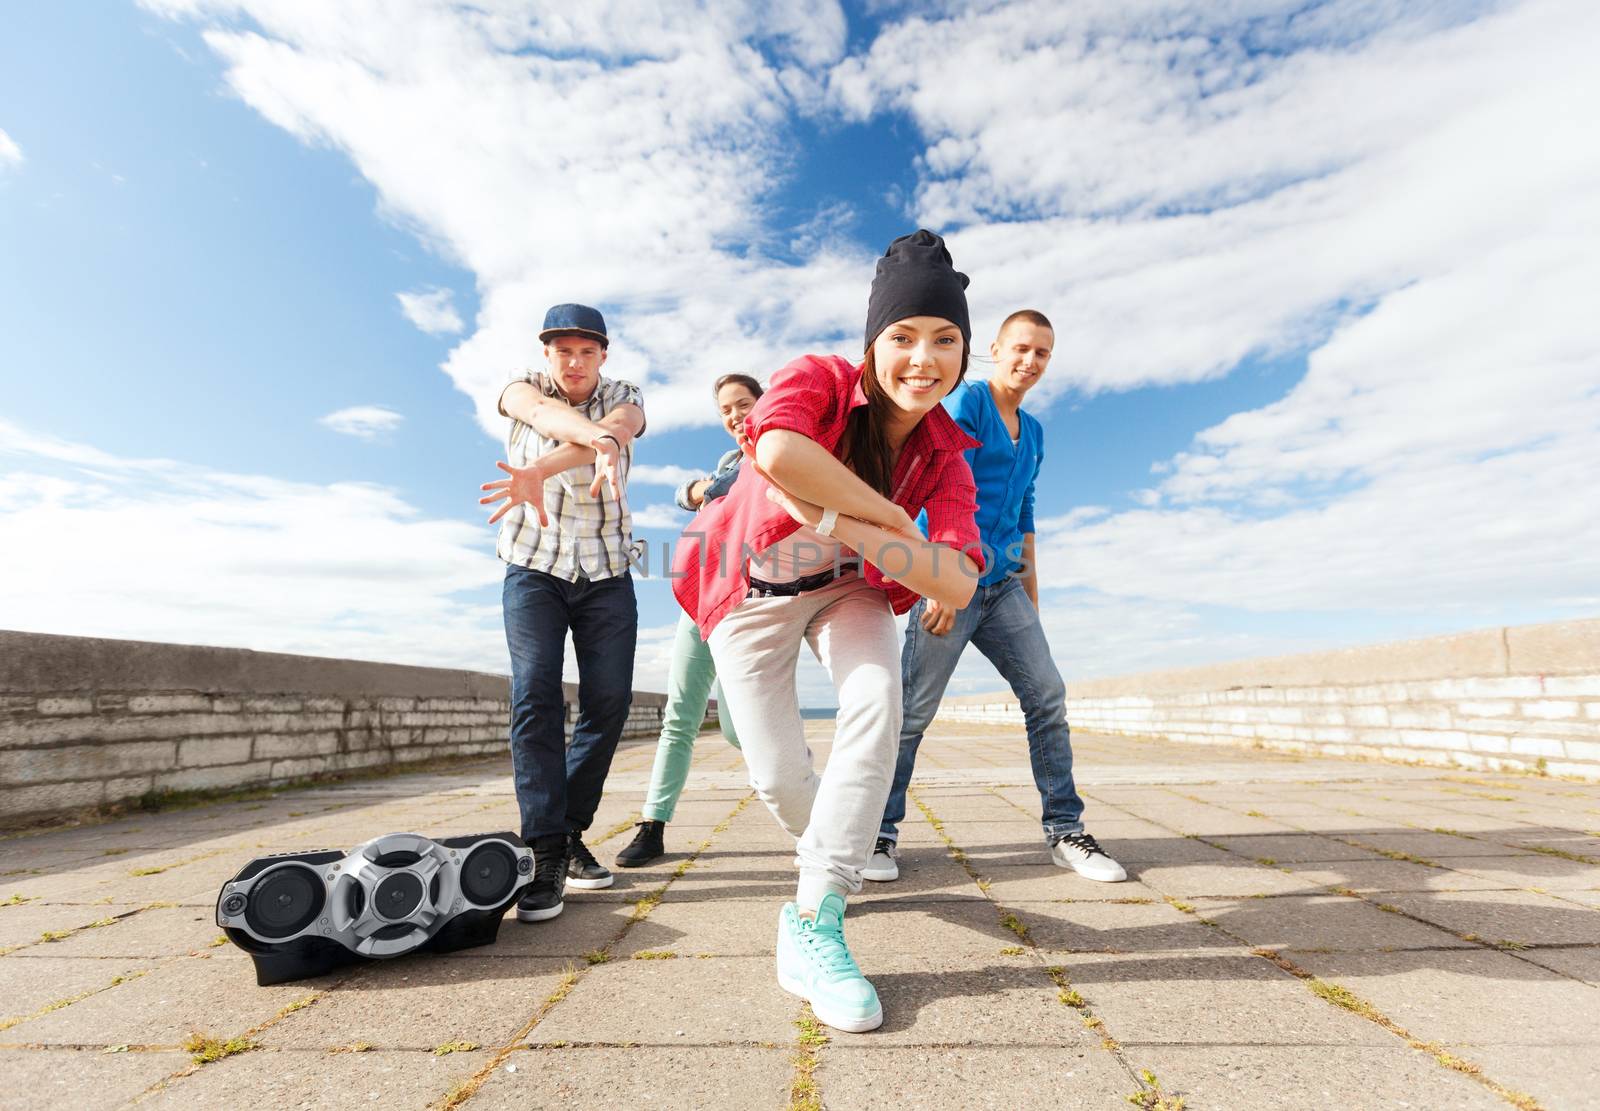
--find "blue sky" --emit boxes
[2,1,1596,703]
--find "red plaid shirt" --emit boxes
[672,354,983,636]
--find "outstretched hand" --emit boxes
[479,460,548,527]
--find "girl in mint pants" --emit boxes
[613,373,762,867]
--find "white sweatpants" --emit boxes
[707,575,902,907]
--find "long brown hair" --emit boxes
[838,343,969,495]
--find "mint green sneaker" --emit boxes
[775,893,883,1032]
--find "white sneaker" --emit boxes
[860,837,899,883]
[1050,831,1127,882]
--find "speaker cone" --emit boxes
[460,841,518,905]
[373,871,426,921]
[244,864,325,940]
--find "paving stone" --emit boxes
[1439,1042,1600,1110]
[1132,1044,1506,1110]
[1063,949,1393,1047]
[532,956,794,1046]
[1005,898,1230,954]
[7,905,220,959]
[3,952,334,1045]
[0,902,146,949]
[260,955,570,1050]
[475,1046,792,1109]
[1191,894,1472,951]
[1372,889,1600,946]
[139,1046,481,1107]
[1283,858,1513,893]
[844,896,1018,955]
[1288,949,1600,1046]
[826,954,1094,1048]
[1447,855,1600,890]
[0,1048,188,1111]
[1133,861,1326,898]
[1207,832,1380,864]
[815,1045,1130,1109]
[1515,945,1600,985]
[614,896,774,957]
[0,955,154,1027]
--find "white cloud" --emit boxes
[630,502,692,530]
[630,463,703,488]
[144,0,863,437]
[0,416,506,672]
[837,0,1600,650]
[318,405,404,439]
[0,127,23,170]
[396,287,464,336]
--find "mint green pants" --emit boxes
[642,611,742,822]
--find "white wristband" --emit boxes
[815,508,839,538]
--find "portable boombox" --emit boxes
[216,831,533,985]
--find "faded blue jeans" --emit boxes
[878,575,1084,843]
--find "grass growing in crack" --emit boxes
[1526,845,1599,865]
[1164,897,1195,914]
[1126,1069,1186,1110]
[1494,939,1529,951]
[38,929,71,942]
[628,889,664,920]
[998,945,1025,956]
[583,949,611,965]
[129,865,171,877]
[102,848,130,856]
[1,893,30,906]
[182,1032,256,1064]
[434,1041,479,1056]
[279,995,317,1015]
[594,814,639,845]
[632,950,678,960]
[789,1007,829,1111]
[999,912,1031,943]
[329,1041,373,1054]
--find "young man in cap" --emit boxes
[862,309,1127,885]
[479,303,646,922]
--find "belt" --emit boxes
[747,563,861,598]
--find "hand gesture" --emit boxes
[479,460,548,526]
[588,436,623,501]
[919,597,956,637]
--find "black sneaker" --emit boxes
[614,820,665,868]
[517,833,569,922]
[567,832,614,889]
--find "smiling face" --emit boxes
[869,316,965,418]
[716,381,759,443]
[543,334,607,402]
[990,319,1053,396]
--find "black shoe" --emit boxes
[517,834,569,922]
[567,832,614,889]
[614,820,665,868]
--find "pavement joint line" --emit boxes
[909,789,1168,1101]
[128,969,367,1103]
[1158,787,1600,979]
[1082,792,1549,1110]
[429,791,755,1111]
[787,1004,827,1111]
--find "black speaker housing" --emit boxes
[216,832,533,985]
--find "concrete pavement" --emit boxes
[2,722,1598,1109]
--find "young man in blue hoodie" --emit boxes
[862,309,1126,884]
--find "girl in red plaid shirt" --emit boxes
[672,230,983,1032]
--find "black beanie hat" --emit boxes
[863,229,971,353]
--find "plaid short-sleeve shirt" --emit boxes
[495,370,645,581]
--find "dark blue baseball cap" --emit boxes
[539,303,608,347]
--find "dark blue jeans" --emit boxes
[879,575,1084,843]
[503,564,637,842]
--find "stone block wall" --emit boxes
[0,631,682,827]
[937,618,1600,780]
